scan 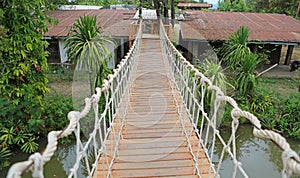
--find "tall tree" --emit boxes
[171,0,175,26]
[65,15,115,95]
[0,0,51,154]
[247,0,298,16]
[153,0,161,19]
[139,0,143,18]
[219,0,250,12]
[163,0,169,24]
[297,0,300,17]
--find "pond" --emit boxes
[2,125,299,177]
[214,124,300,178]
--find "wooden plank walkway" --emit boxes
[95,35,213,177]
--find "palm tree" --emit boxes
[65,15,115,95]
[221,26,262,97]
[220,26,251,69]
[236,53,261,97]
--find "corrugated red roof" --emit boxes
[44,9,136,37]
[177,3,213,8]
[180,11,300,43]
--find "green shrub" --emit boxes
[41,95,73,134]
[0,147,11,169]
[280,92,300,139]
[235,53,261,97]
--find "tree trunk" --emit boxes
[163,0,169,24]
[153,0,160,34]
[171,0,175,27]
[139,0,142,19]
[297,0,300,17]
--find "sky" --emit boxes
[205,0,219,5]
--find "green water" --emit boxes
[2,125,299,177]
[214,125,300,178]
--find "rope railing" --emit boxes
[6,20,143,178]
[159,21,300,178]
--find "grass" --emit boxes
[258,77,300,99]
[45,65,300,99]
[46,64,74,97]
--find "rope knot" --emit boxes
[231,108,242,124]
[29,153,43,178]
[282,150,300,178]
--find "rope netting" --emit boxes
[159,20,300,178]
[6,21,142,178]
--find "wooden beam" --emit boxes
[284,45,294,65]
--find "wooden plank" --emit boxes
[112,159,194,170]
[107,139,198,150]
[123,123,182,130]
[123,127,182,134]
[97,167,195,177]
[117,146,201,156]
[122,132,183,139]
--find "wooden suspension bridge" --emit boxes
[95,35,213,177]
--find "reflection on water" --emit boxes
[1,140,77,178]
[2,125,299,178]
[213,124,300,178]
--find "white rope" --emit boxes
[159,21,300,178]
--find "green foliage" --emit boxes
[235,53,261,96]
[20,137,39,153]
[280,93,300,139]
[219,0,250,12]
[0,1,52,168]
[65,15,115,93]
[0,126,39,169]
[247,0,299,17]
[249,88,279,129]
[220,26,262,97]
[0,147,12,169]
[250,88,275,113]
[0,3,49,120]
[219,0,298,17]
[221,26,251,69]
[141,0,154,9]
[197,51,233,113]
[198,52,231,91]
[41,95,73,134]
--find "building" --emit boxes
[44,9,300,66]
[44,9,136,68]
[179,11,300,64]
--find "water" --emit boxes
[2,125,299,178]
[1,140,76,178]
[214,125,300,178]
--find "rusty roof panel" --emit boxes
[104,20,134,37]
[180,11,300,43]
[45,9,136,37]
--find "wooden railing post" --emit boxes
[164,24,172,41]
[129,21,140,48]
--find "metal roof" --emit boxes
[44,9,136,38]
[180,11,300,44]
